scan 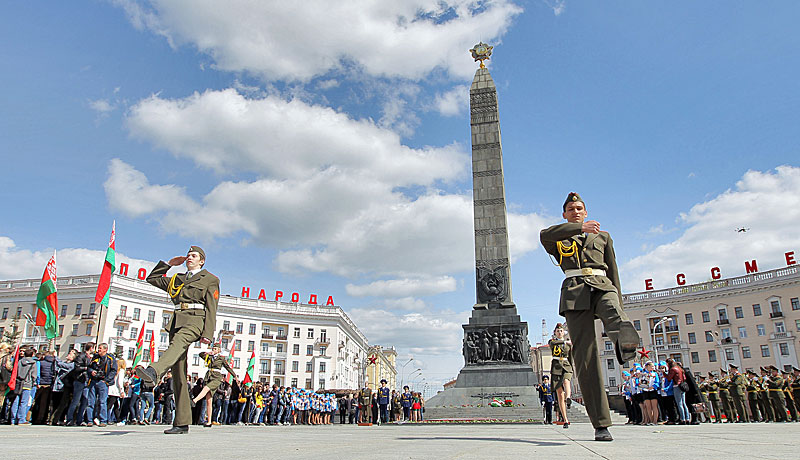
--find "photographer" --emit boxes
[86,343,117,427]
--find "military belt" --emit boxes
[178,302,204,311]
[564,268,606,278]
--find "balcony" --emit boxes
[716,319,729,326]
[665,325,679,333]
[770,311,784,319]
[81,313,97,321]
[275,335,288,341]
[770,332,794,341]
[114,315,132,324]
[654,342,688,351]
[219,329,235,337]
[602,349,615,356]
[315,337,331,345]
[273,369,285,376]
[720,337,737,345]
[261,333,274,339]
[260,351,287,359]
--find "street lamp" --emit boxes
[398,358,414,389]
[402,367,421,390]
[651,316,670,364]
[712,331,728,368]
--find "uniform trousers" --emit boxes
[730,392,748,422]
[562,289,630,429]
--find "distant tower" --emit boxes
[541,319,547,345]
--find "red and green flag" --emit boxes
[149,333,156,363]
[35,251,58,339]
[94,221,116,307]
[242,349,256,387]
[131,321,146,367]
[226,339,237,383]
[6,342,21,393]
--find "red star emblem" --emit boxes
[368,355,377,365]
[638,347,651,359]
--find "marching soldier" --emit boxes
[549,323,573,428]
[540,192,640,442]
[190,344,237,427]
[706,372,722,423]
[758,367,775,422]
[781,370,798,422]
[745,371,762,422]
[136,246,220,434]
[717,368,734,423]
[727,364,748,422]
[767,365,788,422]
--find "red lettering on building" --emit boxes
[676,273,685,286]
[241,287,250,298]
[118,263,129,276]
[645,279,654,291]
[308,294,317,305]
[711,267,721,280]
[787,251,797,266]
[744,259,758,274]
[137,268,147,280]
[326,296,335,306]
[275,291,283,302]
[291,292,300,303]
[258,289,267,300]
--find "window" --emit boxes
[75,304,82,316]
[701,311,710,323]
[705,331,713,342]
[320,329,327,342]
[120,305,127,316]
[116,325,124,337]
[236,322,243,334]
[708,350,717,362]
[792,298,800,311]
[86,323,93,336]
[147,310,155,323]
[725,349,734,361]
[742,346,751,359]
[305,379,312,389]
[670,335,680,344]
[757,324,766,336]
[223,320,230,331]
[770,300,782,314]
[221,339,229,349]
[684,313,693,325]
[607,359,615,369]
[293,344,300,355]
[261,360,270,374]
[609,377,617,387]
[132,307,139,320]
[753,304,762,316]
[160,332,168,345]
[306,362,313,372]
[247,341,255,352]
[16,306,22,318]
[307,328,314,339]
[233,357,241,368]
[276,343,283,353]
[688,332,697,344]
[319,379,325,390]
[655,336,664,346]
[776,322,786,333]
[162,314,170,328]
[604,341,613,351]
[263,326,271,336]
[721,328,731,339]
[779,343,789,356]
[633,320,641,331]
[292,361,299,372]
[277,327,285,337]
[319,345,327,356]
[738,326,747,338]
[734,306,743,319]
[306,345,313,356]
[293,327,301,338]
[128,348,135,360]
[249,323,256,335]
[691,352,700,363]
[89,303,96,314]
[261,342,270,353]
[72,324,78,335]
[718,308,728,321]
[795,319,800,331]
[60,305,67,318]
[291,378,298,387]
[1,308,7,320]
[58,325,64,337]
[130,327,138,340]
[319,362,326,373]
[761,345,770,357]
[234,339,241,351]
[275,361,283,373]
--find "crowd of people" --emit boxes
[0,341,427,427]
[620,359,800,425]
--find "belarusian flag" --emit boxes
[242,349,256,387]
[35,251,58,339]
[226,339,237,383]
[131,321,146,367]
[6,342,21,393]
[94,221,116,307]
[149,333,155,363]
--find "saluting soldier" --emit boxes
[781,370,798,422]
[190,344,237,427]
[706,372,722,423]
[540,192,640,442]
[717,368,734,423]
[745,371,762,422]
[758,367,775,422]
[727,364,748,422]
[766,366,788,422]
[136,246,220,434]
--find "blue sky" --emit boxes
[2,1,800,389]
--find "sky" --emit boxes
[2,1,800,392]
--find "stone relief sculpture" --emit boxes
[462,327,529,365]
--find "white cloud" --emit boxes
[432,84,470,117]
[89,98,114,114]
[384,297,429,312]
[543,0,566,16]
[104,158,196,218]
[0,236,155,280]
[348,307,468,355]
[346,276,457,298]
[113,0,523,82]
[621,166,800,292]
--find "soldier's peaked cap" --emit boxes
[563,192,584,211]
[188,245,206,260]
[793,366,800,373]
[728,363,738,369]
[707,372,715,377]
[719,368,727,374]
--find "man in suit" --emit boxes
[540,192,640,441]
[136,246,220,434]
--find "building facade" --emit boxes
[595,265,800,393]
[365,345,397,390]
[0,273,370,391]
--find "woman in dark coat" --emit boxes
[682,365,702,425]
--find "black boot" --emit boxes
[595,427,613,441]
[164,425,189,434]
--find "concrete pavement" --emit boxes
[0,422,796,459]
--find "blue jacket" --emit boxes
[538,383,554,403]
[378,387,390,404]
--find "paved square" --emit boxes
[1,422,796,459]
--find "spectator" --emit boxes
[10,347,38,425]
[31,350,56,425]
[66,343,95,426]
[667,358,691,425]
[0,343,13,418]
[640,360,660,426]
[50,349,77,425]
[86,343,117,427]
[107,358,126,424]
[657,361,678,424]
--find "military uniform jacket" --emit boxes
[729,373,746,396]
[548,339,573,375]
[707,381,720,401]
[767,376,785,399]
[540,223,623,315]
[147,261,220,341]
[359,388,372,406]
[200,352,236,379]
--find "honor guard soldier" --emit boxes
[781,370,798,422]
[136,246,220,434]
[378,379,390,424]
[758,367,775,422]
[191,344,237,426]
[358,384,372,423]
[540,192,640,441]
[727,364,748,422]
[706,372,722,422]
[745,370,762,422]
[766,365,788,422]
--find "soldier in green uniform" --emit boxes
[791,367,800,420]
[781,370,798,422]
[358,384,372,423]
[136,246,220,434]
[727,364,748,422]
[766,365,788,422]
[758,367,775,422]
[696,375,711,423]
[190,344,237,426]
[745,370,762,422]
[549,323,574,428]
[717,368,734,423]
[706,372,722,423]
[540,192,640,442]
